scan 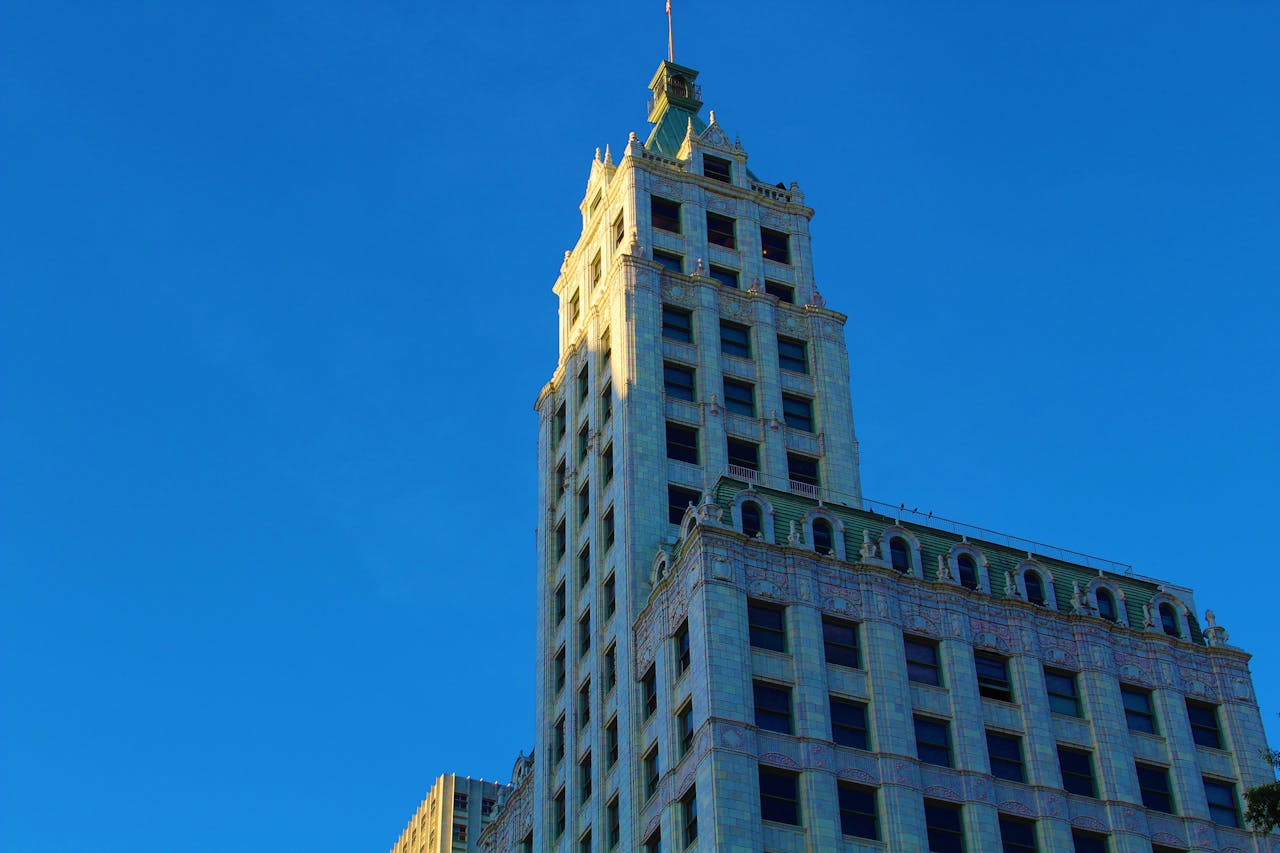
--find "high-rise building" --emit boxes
[472,59,1276,853]
[390,774,512,853]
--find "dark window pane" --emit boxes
[830,697,869,749]
[914,716,952,767]
[709,265,738,288]
[957,554,978,589]
[664,362,695,401]
[1045,668,1081,717]
[719,320,751,358]
[822,618,860,668]
[753,682,792,733]
[924,800,965,853]
[662,305,692,342]
[723,379,755,417]
[787,453,818,487]
[1096,588,1117,621]
[652,196,681,233]
[665,422,699,464]
[1024,570,1045,605]
[1058,746,1097,798]
[1159,603,1180,637]
[998,815,1037,853]
[668,484,700,524]
[1072,831,1108,853]
[1204,778,1239,827]
[1121,685,1157,734]
[777,336,808,373]
[986,731,1025,783]
[1136,763,1174,813]
[1186,700,1223,749]
[890,537,911,571]
[707,211,736,249]
[727,438,759,471]
[653,249,683,273]
[765,280,795,303]
[741,500,763,538]
[760,227,790,264]
[758,767,799,825]
[838,783,878,839]
[975,651,1013,702]
[748,600,786,652]
[703,155,732,183]
[782,395,814,432]
[905,637,942,686]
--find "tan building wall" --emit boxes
[391,773,511,853]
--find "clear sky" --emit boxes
[2,2,1277,850]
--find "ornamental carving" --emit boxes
[837,766,876,784]
[760,210,787,229]
[651,177,680,197]
[759,751,800,769]
[924,785,962,803]
[1150,831,1185,847]
[635,610,658,670]
[1071,816,1106,831]
[718,724,746,750]
[998,800,1033,817]
[971,618,1013,653]
[1043,643,1079,668]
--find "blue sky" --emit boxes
[2,2,1277,850]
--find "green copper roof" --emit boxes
[645,107,706,159]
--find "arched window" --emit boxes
[741,501,762,539]
[1096,588,1117,622]
[1024,570,1045,605]
[957,554,978,590]
[889,537,911,572]
[813,519,834,555]
[1159,602,1180,637]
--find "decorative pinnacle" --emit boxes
[603,145,613,166]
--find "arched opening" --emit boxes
[889,537,911,572]
[957,554,978,590]
[741,501,762,539]
[1159,602,1180,637]
[1024,570,1045,605]
[813,519,834,555]
[1096,588,1117,622]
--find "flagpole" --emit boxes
[666,0,674,62]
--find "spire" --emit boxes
[644,60,705,158]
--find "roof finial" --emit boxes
[666,0,674,63]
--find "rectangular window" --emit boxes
[723,378,755,417]
[599,327,611,367]
[454,792,468,810]
[577,543,590,586]
[601,442,614,484]
[579,751,592,804]
[600,382,612,422]
[604,643,617,693]
[719,320,751,358]
[577,364,589,402]
[1152,847,1187,853]
[643,828,660,853]
[677,702,694,757]
[787,454,819,490]
[1186,699,1223,748]
[568,289,581,326]
[782,394,814,432]
[577,678,591,727]
[758,765,800,825]
[975,651,1014,702]
[747,600,786,652]
[554,403,566,445]
[554,459,566,504]
[830,696,869,750]
[606,796,620,848]
[665,421,699,464]
[555,519,566,560]
[707,211,736,248]
[603,573,616,619]
[605,717,619,768]
[613,211,625,247]
[674,621,691,676]
[577,423,589,462]
[481,798,495,816]
[760,227,790,264]
[651,196,681,233]
[709,264,738,289]
[998,814,1037,853]
[914,716,953,767]
[602,506,614,551]
[905,635,942,686]
[727,437,759,471]
[681,785,698,844]
[703,154,732,183]
[765,280,795,303]
[554,646,566,693]
[663,362,695,401]
[1045,668,1081,717]
[924,800,965,853]
[554,581,566,625]
[577,483,590,523]
[578,829,591,853]
[1072,831,1108,853]
[653,248,683,273]
[578,610,591,657]
[643,744,660,799]
[986,730,1025,783]
[590,251,602,286]
[838,782,878,839]
[777,335,808,373]
[553,715,566,763]
[662,304,692,343]
[1058,745,1097,798]
[553,788,566,838]
[1121,684,1157,734]
[590,192,602,217]
[453,823,466,842]
[1136,762,1174,813]
[753,681,792,734]
[641,666,657,719]
[668,484,700,525]
[1203,777,1239,827]
[822,616,860,668]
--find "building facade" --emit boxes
[391,774,512,853]
[473,59,1277,853]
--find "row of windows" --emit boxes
[744,601,1227,743]
[662,304,809,373]
[651,195,792,266]
[663,360,815,430]
[665,430,818,488]
[753,765,1218,851]
[650,247,797,302]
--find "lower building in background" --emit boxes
[390,773,512,853]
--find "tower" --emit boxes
[528,57,863,851]
[473,58,1276,853]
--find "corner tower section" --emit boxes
[528,60,863,851]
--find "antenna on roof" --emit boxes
[666,0,674,62]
